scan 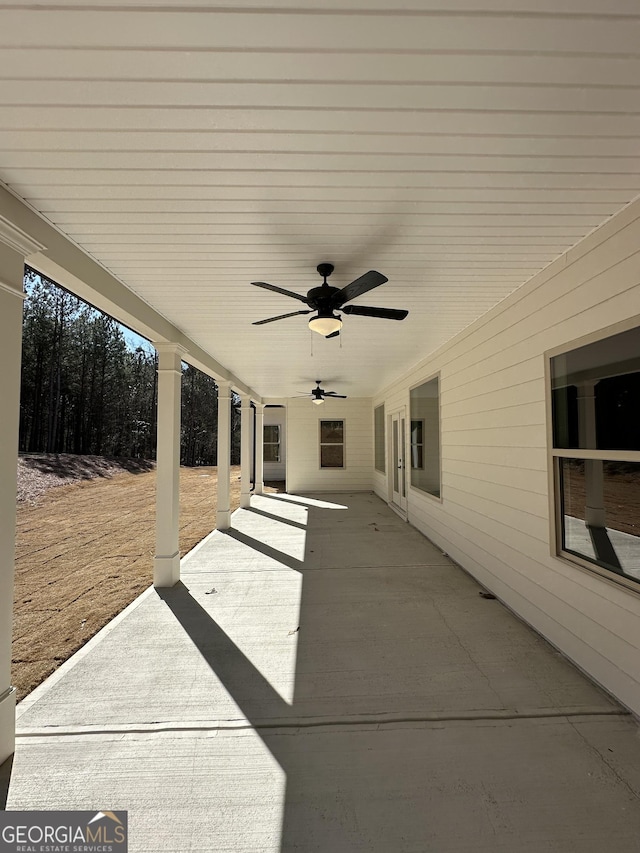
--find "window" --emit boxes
[374,405,385,472]
[410,420,424,469]
[320,420,344,468]
[263,424,281,463]
[409,377,440,498]
[550,325,640,587]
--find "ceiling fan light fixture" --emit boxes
[308,313,342,336]
[312,396,325,405]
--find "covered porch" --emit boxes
[4,491,640,851]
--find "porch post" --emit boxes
[153,343,185,588]
[254,403,264,495]
[0,221,45,764]
[575,378,623,569]
[240,393,252,509]
[216,380,232,530]
[576,380,605,528]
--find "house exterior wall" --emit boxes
[286,397,373,492]
[373,200,640,717]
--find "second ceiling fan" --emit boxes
[252,263,408,338]
[298,380,347,405]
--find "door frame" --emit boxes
[388,407,408,517]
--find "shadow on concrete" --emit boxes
[258,492,349,511]
[157,583,290,730]
[158,496,449,847]
[159,493,640,851]
[5,491,639,850]
[221,528,305,571]
[0,755,13,810]
[247,506,308,531]
[587,524,624,574]
[154,572,440,850]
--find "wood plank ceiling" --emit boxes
[1,1,639,398]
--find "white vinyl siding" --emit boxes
[373,200,640,718]
[287,398,373,492]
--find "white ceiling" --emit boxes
[1,1,639,399]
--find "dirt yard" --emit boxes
[561,460,639,536]
[13,456,279,701]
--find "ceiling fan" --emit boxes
[251,263,408,338]
[300,380,347,406]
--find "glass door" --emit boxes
[390,410,407,513]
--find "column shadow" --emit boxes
[157,584,293,738]
[158,494,456,850]
[247,506,308,531]
[220,528,305,571]
[0,755,13,810]
[159,493,630,851]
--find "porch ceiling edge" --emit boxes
[0,183,261,403]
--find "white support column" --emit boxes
[153,343,186,588]
[0,218,46,764]
[216,380,232,530]
[254,403,265,495]
[240,393,252,509]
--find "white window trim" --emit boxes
[408,373,442,503]
[545,317,640,596]
[264,424,281,463]
[319,418,345,470]
[410,418,425,470]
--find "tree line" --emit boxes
[20,268,240,464]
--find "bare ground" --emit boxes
[562,461,640,535]
[13,456,280,701]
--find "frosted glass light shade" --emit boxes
[308,314,342,336]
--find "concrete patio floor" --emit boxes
[3,491,640,851]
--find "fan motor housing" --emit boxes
[307,285,341,309]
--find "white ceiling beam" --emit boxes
[3,49,640,88]
[4,79,640,113]
[3,107,640,138]
[2,9,640,55]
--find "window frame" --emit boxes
[408,373,442,502]
[410,418,425,470]
[319,418,345,469]
[546,318,640,595]
[263,423,281,463]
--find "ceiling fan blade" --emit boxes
[342,305,408,320]
[251,281,310,304]
[333,270,388,307]
[253,309,313,325]
[323,392,347,398]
